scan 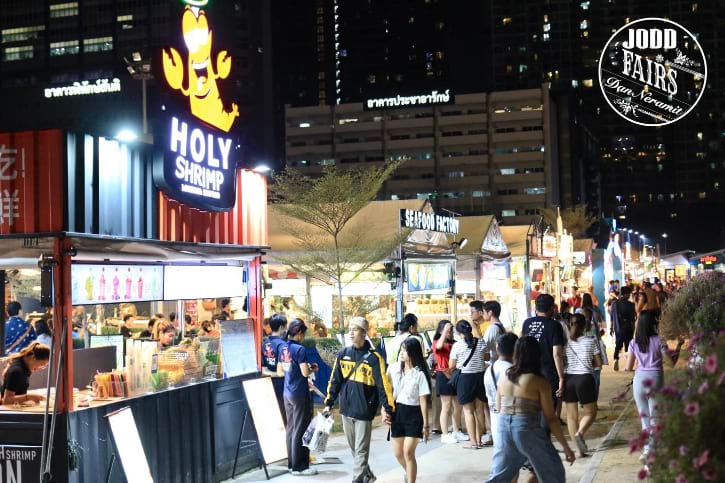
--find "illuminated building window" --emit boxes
[582,79,593,87]
[506,65,513,73]
[519,64,527,73]
[117,14,133,22]
[698,192,707,199]
[581,1,590,9]
[543,23,551,32]
[580,20,588,29]
[501,209,517,217]
[1,25,45,43]
[83,37,113,53]
[502,17,512,25]
[524,187,546,195]
[543,33,550,41]
[500,169,515,175]
[572,80,579,87]
[447,171,464,178]
[50,40,79,56]
[50,2,79,18]
[471,191,491,198]
[696,131,703,141]
[3,45,33,61]
[583,31,589,38]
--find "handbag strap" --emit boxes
[342,350,371,384]
[461,338,479,368]
[491,362,500,389]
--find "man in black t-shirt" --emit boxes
[522,294,565,405]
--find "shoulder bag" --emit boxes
[448,339,478,387]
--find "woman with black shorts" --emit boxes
[449,320,487,449]
[564,313,602,457]
[388,338,432,483]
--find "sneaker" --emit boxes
[441,432,458,444]
[480,432,493,446]
[454,431,470,442]
[613,359,620,371]
[291,468,318,476]
[362,472,377,483]
[574,433,588,456]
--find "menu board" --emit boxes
[164,265,246,300]
[71,264,163,305]
[406,262,452,292]
[90,334,125,369]
[219,319,257,377]
[106,407,154,483]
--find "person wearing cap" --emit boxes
[324,317,395,483]
[522,294,566,407]
[284,319,319,476]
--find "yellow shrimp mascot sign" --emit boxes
[162,0,238,132]
[154,0,238,211]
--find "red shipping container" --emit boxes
[0,130,64,234]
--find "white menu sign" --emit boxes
[71,264,163,305]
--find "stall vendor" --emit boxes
[1,342,50,406]
[155,321,177,349]
[120,314,133,338]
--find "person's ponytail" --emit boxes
[456,320,475,349]
[7,341,50,363]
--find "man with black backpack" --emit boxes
[610,286,636,371]
[324,317,395,483]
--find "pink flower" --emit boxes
[693,449,710,470]
[652,423,662,435]
[703,468,717,481]
[718,372,725,386]
[684,401,700,416]
[704,354,718,374]
[680,445,689,456]
[637,468,648,480]
[676,474,688,483]
[661,385,679,397]
[698,382,709,394]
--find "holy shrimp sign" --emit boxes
[154,0,240,211]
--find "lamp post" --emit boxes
[124,52,153,141]
[661,233,668,256]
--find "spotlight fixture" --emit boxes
[450,237,468,250]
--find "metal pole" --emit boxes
[142,77,148,135]
[525,237,532,318]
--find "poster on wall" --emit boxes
[219,319,257,377]
[406,262,452,292]
[71,264,163,305]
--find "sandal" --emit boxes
[462,444,481,449]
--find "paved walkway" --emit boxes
[230,357,644,483]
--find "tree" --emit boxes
[539,205,597,238]
[271,163,406,333]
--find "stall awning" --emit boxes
[457,216,510,260]
[0,232,268,268]
[573,238,594,253]
[500,225,530,258]
[660,250,695,267]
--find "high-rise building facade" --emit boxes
[486,0,725,251]
[286,86,562,225]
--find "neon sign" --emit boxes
[154,0,238,211]
[700,255,717,265]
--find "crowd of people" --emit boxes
[259,274,688,483]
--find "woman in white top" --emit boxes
[563,313,602,456]
[387,337,431,483]
[448,320,488,449]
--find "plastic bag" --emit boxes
[303,412,335,454]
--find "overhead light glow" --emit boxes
[115,129,138,142]
[252,164,271,173]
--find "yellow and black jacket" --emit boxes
[324,341,395,421]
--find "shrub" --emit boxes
[641,335,725,482]
[659,272,725,341]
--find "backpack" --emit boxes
[616,299,634,332]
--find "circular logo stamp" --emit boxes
[598,18,707,126]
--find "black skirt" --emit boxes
[456,372,486,405]
[436,371,457,396]
[391,403,424,438]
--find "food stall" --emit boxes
[0,128,268,483]
[266,200,459,333]
[689,249,725,276]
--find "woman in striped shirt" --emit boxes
[563,313,602,457]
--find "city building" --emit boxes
[0,0,275,166]
[285,85,560,225]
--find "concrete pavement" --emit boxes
[229,358,644,483]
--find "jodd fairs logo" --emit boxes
[155,0,238,211]
[598,18,707,127]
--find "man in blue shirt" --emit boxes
[4,301,37,355]
[284,319,319,476]
[261,313,289,424]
